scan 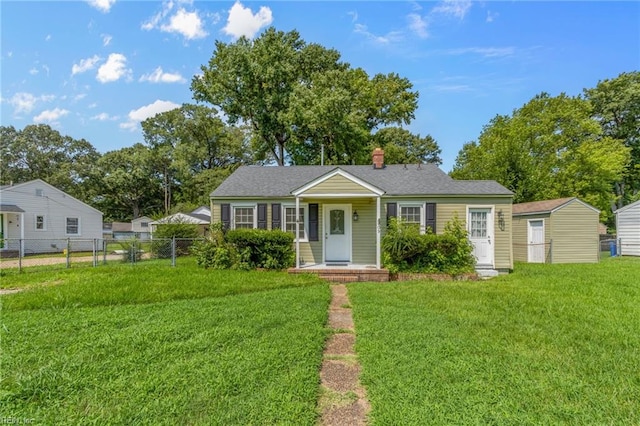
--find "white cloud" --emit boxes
[223,1,272,40]
[34,108,70,124]
[102,34,112,46]
[7,92,54,114]
[96,53,131,83]
[408,13,429,39]
[445,47,515,58]
[431,0,472,19]
[161,8,207,39]
[91,112,115,121]
[486,11,498,23]
[143,1,208,40]
[120,100,180,131]
[347,11,358,23]
[354,24,403,45]
[139,67,186,83]
[87,0,116,13]
[45,35,51,41]
[72,55,101,75]
[29,68,39,75]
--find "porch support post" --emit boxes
[376,196,381,269]
[20,213,25,239]
[295,196,300,269]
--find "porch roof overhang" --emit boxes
[0,204,25,213]
[291,167,385,198]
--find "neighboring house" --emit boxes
[210,149,514,272]
[615,200,640,256]
[512,197,600,263]
[0,179,103,254]
[131,216,152,240]
[149,207,211,236]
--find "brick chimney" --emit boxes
[372,147,385,169]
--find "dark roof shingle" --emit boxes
[211,164,512,197]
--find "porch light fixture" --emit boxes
[353,210,359,222]
[497,209,505,231]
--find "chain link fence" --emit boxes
[0,238,205,273]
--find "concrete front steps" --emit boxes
[288,266,390,283]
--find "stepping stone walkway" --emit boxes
[319,284,370,425]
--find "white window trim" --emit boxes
[231,203,257,230]
[398,202,426,234]
[35,214,47,231]
[65,217,81,236]
[282,203,309,242]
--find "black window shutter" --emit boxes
[257,203,267,229]
[425,203,436,233]
[308,203,319,241]
[386,202,397,226]
[221,203,231,230]
[271,203,281,230]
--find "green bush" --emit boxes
[193,225,295,271]
[382,215,475,274]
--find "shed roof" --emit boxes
[211,164,512,198]
[512,197,599,215]
[615,199,640,215]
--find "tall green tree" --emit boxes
[191,27,418,166]
[451,93,629,223]
[370,127,442,165]
[141,104,252,210]
[584,71,640,207]
[0,124,100,201]
[90,144,161,221]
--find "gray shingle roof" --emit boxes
[211,164,512,197]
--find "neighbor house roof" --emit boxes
[0,204,25,213]
[614,199,640,215]
[211,165,513,198]
[513,197,599,215]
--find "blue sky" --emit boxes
[1,1,638,172]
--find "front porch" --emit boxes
[288,263,390,282]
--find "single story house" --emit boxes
[210,149,514,273]
[0,179,103,254]
[149,207,211,237]
[615,200,640,256]
[103,216,153,240]
[512,197,600,263]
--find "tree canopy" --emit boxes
[191,27,420,166]
[451,92,630,223]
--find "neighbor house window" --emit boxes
[35,188,44,197]
[399,204,423,231]
[35,215,46,231]
[66,217,79,235]
[283,205,307,241]
[233,206,255,229]
[140,222,149,228]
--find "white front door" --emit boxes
[324,204,351,263]
[468,208,494,267]
[528,219,545,263]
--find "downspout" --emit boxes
[376,196,381,269]
[296,196,300,268]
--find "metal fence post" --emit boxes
[171,237,176,267]
[93,239,98,267]
[66,238,71,268]
[18,238,23,272]
[549,239,553,264]
[103,239,107,265]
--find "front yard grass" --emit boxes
[1,265,330,425]
[349,257,640,425]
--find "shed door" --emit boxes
[468,208,494,267]
[528,220,545,263]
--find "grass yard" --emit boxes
[349,257,640,425]
[1,263,330,425]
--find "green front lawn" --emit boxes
[1,265,330,425]
[349,257,640,425]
